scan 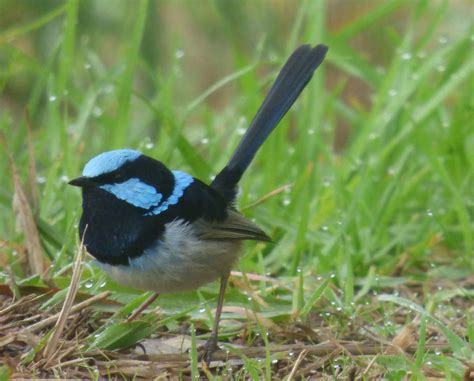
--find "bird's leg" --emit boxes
[202,273,229,364]
[127,292,160,322]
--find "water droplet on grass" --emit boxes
[85,281,93,289]
[175,49,185,59]
[93,107,103,117]
[282,198,291,206]
[401,52,412,60]
[438,36,448,44]
[84,63,92,70]
[201,138,209,145]
[388,89,397,97]
[49,95,57,102]
[145,142,154,150]
[427,209,434,217]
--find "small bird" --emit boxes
[69,44,328,362]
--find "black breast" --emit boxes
[79,187,164,265]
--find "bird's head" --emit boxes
[69,149,191,212]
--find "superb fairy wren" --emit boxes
[69,44,328,362]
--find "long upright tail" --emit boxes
[211,44,328,202]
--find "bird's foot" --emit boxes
[199,336,219,365]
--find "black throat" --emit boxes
[79,187,164,266]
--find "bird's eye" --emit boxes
[114,172,125,182]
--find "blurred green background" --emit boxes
[0,0,473,378]
[1,0,472,275]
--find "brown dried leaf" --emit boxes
[1,131,46,275]
[387,322,417,354]
[25,110,40,215]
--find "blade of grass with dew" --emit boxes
[378,294,472,360]
[113,0,149,147]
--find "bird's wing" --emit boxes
[196,209,271,242]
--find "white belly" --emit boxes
[97,219,241,293]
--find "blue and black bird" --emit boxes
[70,44,328,361]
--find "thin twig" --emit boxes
[43,239,86,360]
[135,342,448,363]
[26,291,111,333]
[287,349,307,381]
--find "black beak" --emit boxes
[68,176,93,187]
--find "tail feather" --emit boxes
[211,44,328,202]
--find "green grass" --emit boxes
[1,0,473,379]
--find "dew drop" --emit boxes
[103,84,115,94]
[36,176,46,184]
[282,198,291,206]
[99,281,107,288]
[296,268,302,273]
[201,137,209,145]
[388,89,397,97]
[145,142,154,150]
[199,308,206,313]
[175,49,185,59]
[272,359,278,364]
[308,128,315,135]
[93,107,103,117]
[85,281,93,289]
[438,36,448,44]
[401,52,412,61]
[427,209,434,217]
[49,95,57,102]
[321,225,329,232]
[237,127,247,136]
[330,273,336,279]
[84,63,92,70]
[60,175,69,183]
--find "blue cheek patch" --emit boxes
[146,171,194,216]
[101,178,162,209]
[83,149,142,177]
